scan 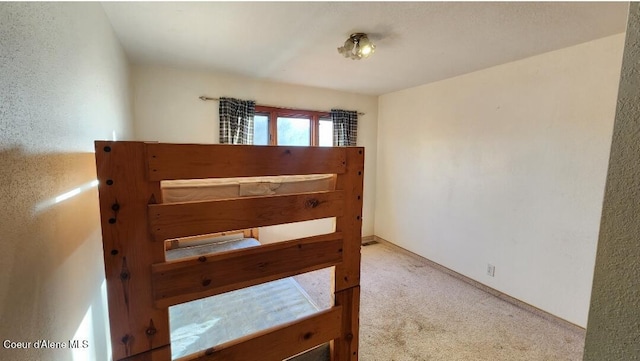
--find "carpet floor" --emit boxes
[294,241,585,361]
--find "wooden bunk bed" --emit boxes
[94,141,364,361]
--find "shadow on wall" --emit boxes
[0,148,111,361]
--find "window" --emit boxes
[253,114,269,145]
[253,106,333,146]
[318,119,334,147]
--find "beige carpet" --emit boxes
[294,241,585,361]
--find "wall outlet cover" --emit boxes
[487,264,495,277]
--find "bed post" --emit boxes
[95,141,170,360]
[332,147,364,361]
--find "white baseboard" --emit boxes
[370,235,586,335]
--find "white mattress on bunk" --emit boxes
[167,238,329,360]
[161,174,335,203]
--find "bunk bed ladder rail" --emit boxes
[95,141,364,361]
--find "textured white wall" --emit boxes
[0,3,132,360]
[376,34,625,327]
[584,4,640,360]
[131,65,378,237]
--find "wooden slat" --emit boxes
[331,287,361,361]
[95,141,170,360]
[152,233,343,308]
[178,307,342,361]
[165,230,247,251]
[121,345,171,361]
[149,190,344,241]
[334,148,365,292]
[146,143,346,181]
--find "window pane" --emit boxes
[253,115,269,145]
[277,117,310,146]
[319,119,333,147]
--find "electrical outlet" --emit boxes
[487,264,495,277]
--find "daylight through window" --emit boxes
[253,106,333,146]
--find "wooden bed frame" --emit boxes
[94,141,364,361]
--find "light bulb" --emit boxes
[356,35,375,58]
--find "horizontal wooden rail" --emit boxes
[146,143,346,181]
[177,306,342,361]
[121,346,171,361]
[149,191,344,241]
[152,232,343,308]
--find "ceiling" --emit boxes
[102,2,629,96]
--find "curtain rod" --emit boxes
[199,96,365,116]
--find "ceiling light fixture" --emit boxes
[337,33,376,60]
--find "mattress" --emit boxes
[161,174,336,203]
[167,238,329,360]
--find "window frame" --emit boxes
[255,105,331,146]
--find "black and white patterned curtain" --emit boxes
[219,97,256,144]
[331,109,358,146]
